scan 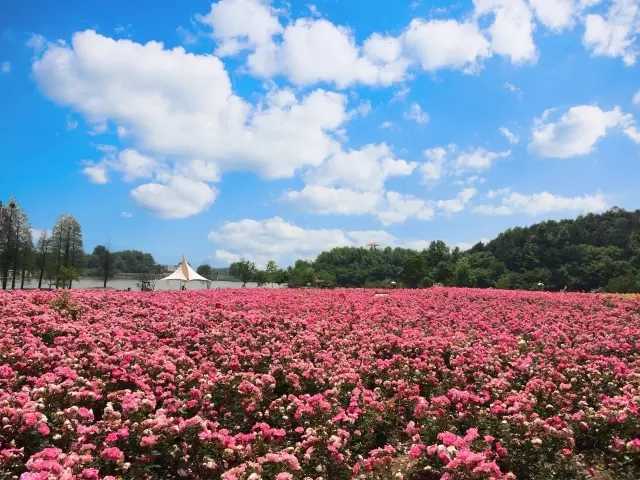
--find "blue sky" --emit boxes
[1,0,639,268]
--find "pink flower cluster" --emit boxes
[1,288,639,479]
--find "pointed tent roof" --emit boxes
[161,255,209,282]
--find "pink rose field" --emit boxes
[1,288,640,480]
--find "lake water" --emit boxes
[37,278,283,291]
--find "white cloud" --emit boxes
[421,144,510,182]
[66,116,78,130]
[504,82,522,94]
[244,16,411,88]
[528,104,633,158]
[197,0,283,56]
[209,216,462,267]
[473,0,538,65]
[32,31,350,181]
[130,176,218,219]
[436,187,477,215]
[380,121,393,129]
[632,90,640,105]
[487,187,512,198]
[453,146,511,172]
[285,185,478,225]
[198,0,562,89]
[624,125,640,143]
[303,143,416,191]
[1,61,10,73]
[499,126,519,144]
[473,190,608,215]
[376,191,435,225]
[284,185,381,215]
[421,147,448,181]
[402,18,491,72]
[112,149,158,182]
[583,0,640,66]
[26,34,47,54]
[82,163,109,184]
[121,211,134,218]
[31,30,369,218]
[404,102,429,124]
[528,0,598,32]
[208,216,393,267]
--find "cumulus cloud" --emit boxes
[82,163,109,184]
[473,190,608,215]
[420,144,510,182]
[284,186,479,225]
[404,103,429,124]
[208,216,465,267]
[528,105,634,158]
[208,216,393,267]
[583,0,640,66]
[499,126,519,144]
[131,176,218,219]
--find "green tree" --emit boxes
[254,270,269,286]
[274,268,289,286]
[91,245,115,288]
[58,265,80,289]
[50,215,84,289]
[35,230,51,289]
[453,257,476,287]
[265,260,278,286]
[401,254,427,288]
[235,260,256,286]
[196,264,214,279]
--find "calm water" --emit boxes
[30,278,283,291]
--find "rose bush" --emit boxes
[0,288,639,479]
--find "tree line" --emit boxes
[3,195,639,293]
[0,196,163,290]
[213,208,640,293]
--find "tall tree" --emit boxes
[9,202,32,289]
[35,231,51,289]
[18,225,34,289]
[265,260,278,287]
[90,245,114,288]
[50,215,84,289]
[1,199,17,289]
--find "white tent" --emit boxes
[161,255,209,283]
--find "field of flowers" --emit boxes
[1,288,640,480]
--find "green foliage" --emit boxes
[86,248,160,275]
[254,270,269,286]
[196,264,214,279]
[57,266,79,288]
[286,207,640,293]
[401,254,427,288]
[230,260,257,286]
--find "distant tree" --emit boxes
[254,270,269,286]
[453,257,477,287]
[265,260,278,286]
[274,268,289,286]
[35,230,51,289]
[235,260,256,286]
[91,245,115,288]
[196,264,214,279]
[50,215,84,289]
[401,254,427,288]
